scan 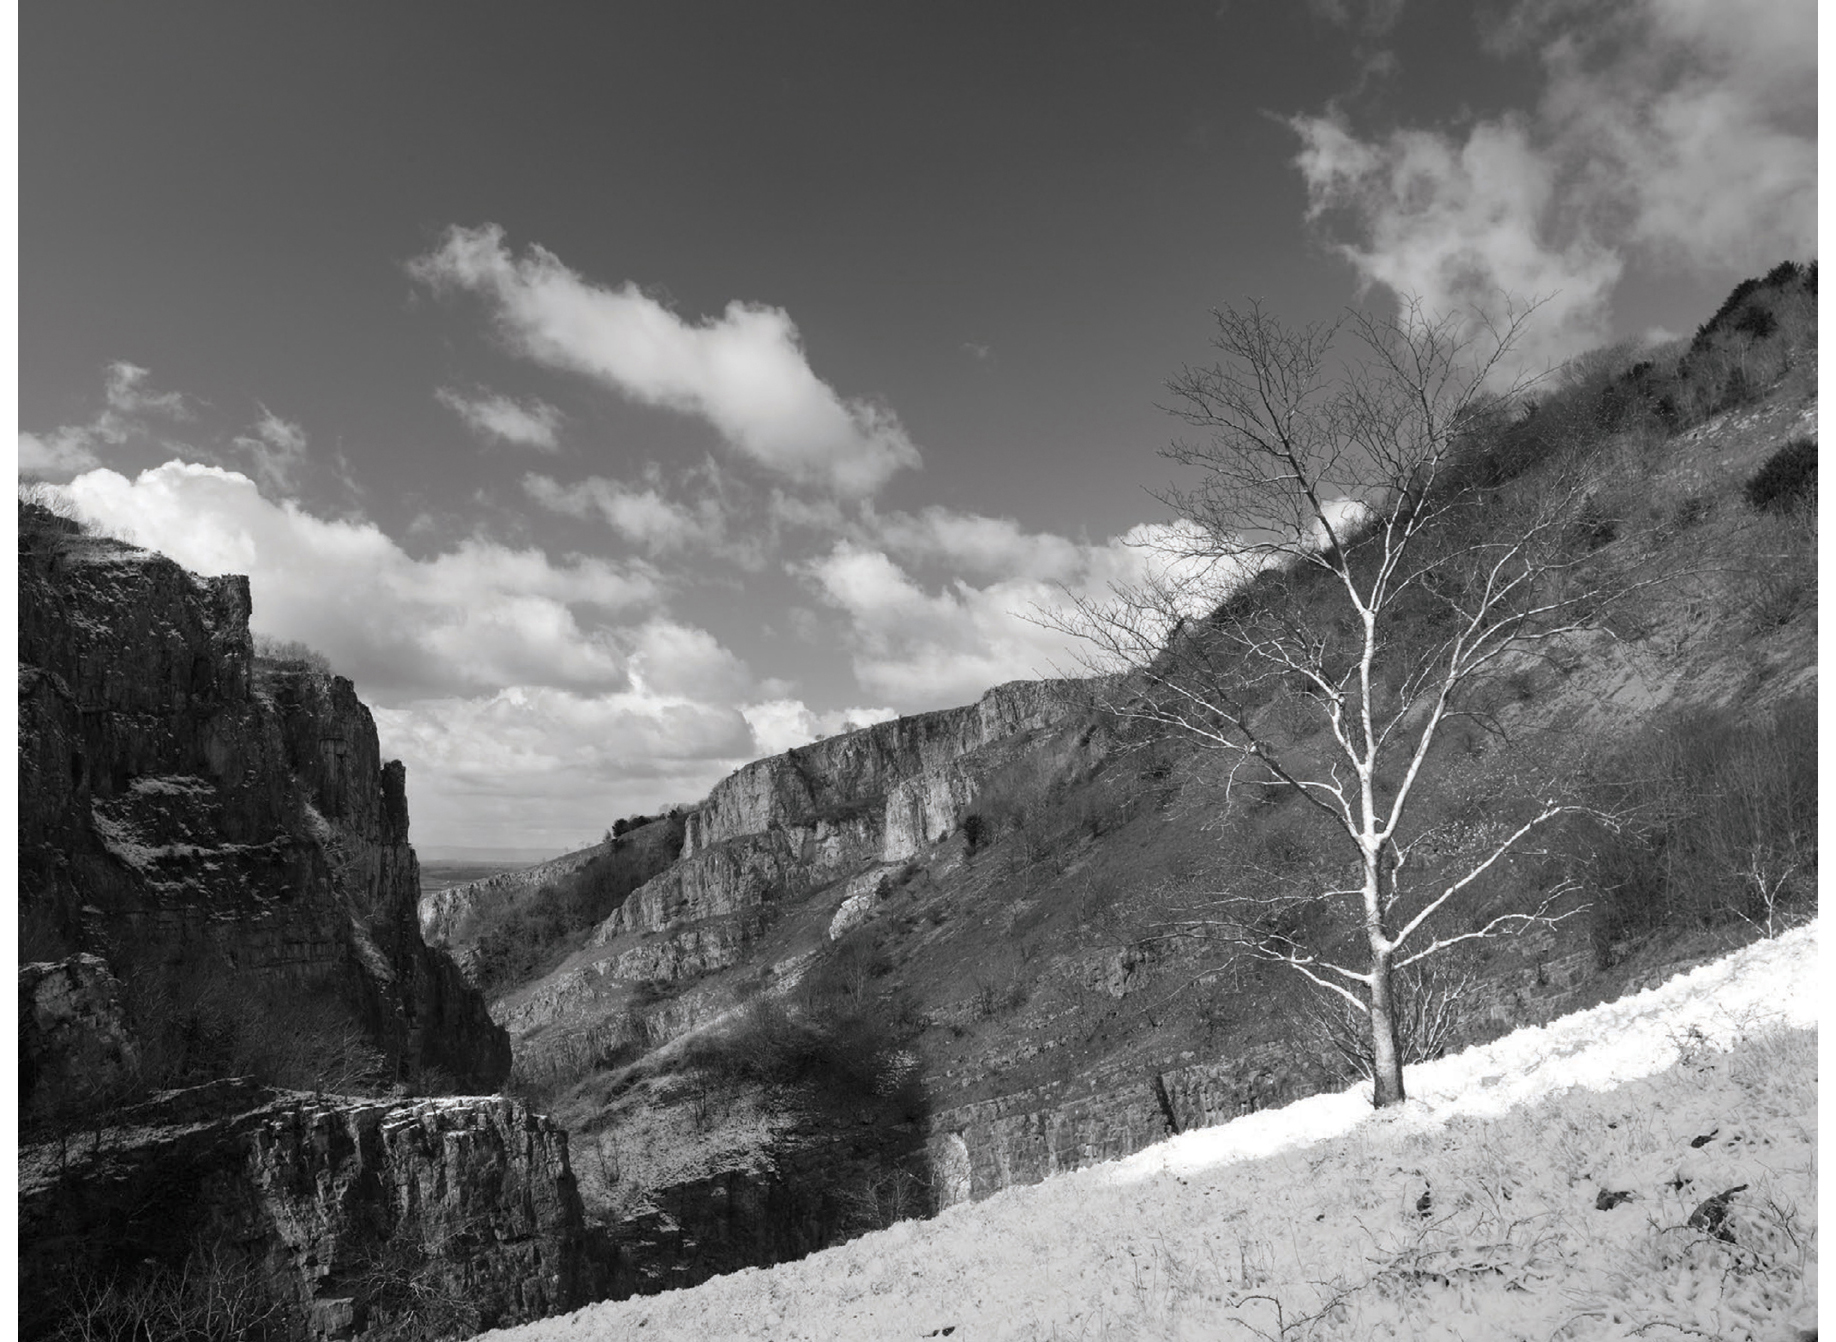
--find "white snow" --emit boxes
[483,924,1818,1341]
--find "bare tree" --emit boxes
[1050,299,1629,1106]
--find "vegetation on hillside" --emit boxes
[466,814,687,994]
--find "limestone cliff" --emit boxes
[16,504,509,1093]
[681,679,1072,859]
[19,1077,590,1339]
[494,682,1077,1054]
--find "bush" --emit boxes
[1580,698,1816,955]
[469,816,685,994]
[251,634,333,673]
[42,1241,286,1342]
[1302,961,1474,1087]
[1745,437,1816,514]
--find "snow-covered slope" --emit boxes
[485,923,1818,1341]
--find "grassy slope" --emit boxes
[483,923,1818,1341]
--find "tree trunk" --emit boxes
[1368,948,1406,1107]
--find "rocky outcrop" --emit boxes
[19,953,138,1101]
[681,680,1072,859]
[18,1078,590,1339]
[16,505,508,1092]
[571,683,1073,982]
[925,1045,1319,1208]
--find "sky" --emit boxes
[16,1,1818,857]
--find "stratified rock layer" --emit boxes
[17,506,508,1091]
[18,1079,589,1339]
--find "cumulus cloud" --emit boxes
[1292,113,1623,370]
[435,387,564,450]
[372,687,760,851]
[798,522,1237,706]
[410,224,921,494]
[741,699,900,756]
[1292,0,1815,367]
[57,461,658,699]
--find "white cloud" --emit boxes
[867,506,1085,583]
[1291,0,1815,367]
[799,518,1281,706]
[56,461,657,699]
[436,387,564,450]
[17,362,190,479]
[409,224,921,495]
[525,471,727,556]
[19,428,101,476]
[1292,112,1623,373]
[231,406,309,494]
[373,687,760,851]
[46,459,802,850]
[103,362,189,422]
[741,699,899,756]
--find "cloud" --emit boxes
[103,362,189,422]
[1291,0,1814,367]
[798,523,1230,706]
[436,387,564,450]
[741,699,900,756]
[960,341,995,363]
[19,428,101,476]
[525,470,729,557]
[867,506,1084,583]
[1292,112,1623,371]
[410,224,921,495]
[372,687,761,851]
[17,362,190,479]
[1305,0,1405,36]
[230,406,310,493]
[46,460,800,850]
[56,461,659,699]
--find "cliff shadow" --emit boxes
[556,928,939,1301]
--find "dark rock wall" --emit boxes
[17,505,508,1092]
[18,1079,587,1339]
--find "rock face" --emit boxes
[575,682,1074,990]
[17,505,508,1092]
[18,953,138,1100]
[923,1045,1317,1208]
[18,1078,591,1339]
[681,679,1071,860]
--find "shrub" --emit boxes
[42,1241,286,1342]
[251,634,333,673]
[1744,437,1816,514]
[469,815,685,994]
[1579,697,1816,954]
[1302,960,1475,1086]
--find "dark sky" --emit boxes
[19,1,1816,853]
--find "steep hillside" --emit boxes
[15,505,573,1339]
[18,503,509,1093]
[435,267,1817,1313]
